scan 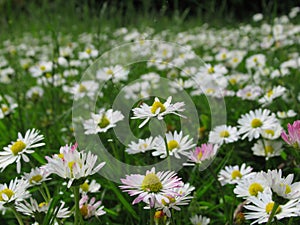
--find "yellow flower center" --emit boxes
[40,65,46,71]
[264,129,274,136]
[267,90,273,98]
[219,130,230,138]
[106,69,114,75]
[246,92,252,97]
[85,48,92,54]
[68,161,76,172]
[161,196,176,206]
[231,170,242,179]
[233,57,239,63]
[38,202,48,208]
[197,151,203,160]
[1,106,8,113]
[80,182,90,192]
[29,175,43,184]
[248,183,264,196]
[162,49,168,57]
[141,173,163,193]
[80,204,88,217]
[98,116,110,128]
[45,73,52,78]
[208,66,215,74]
[0,188,14,201]
[58,153,64,159]
[10,140,27,156]
[167,140,179,151]
[279,183,291,194]
[206,88,215,94]
[139,143,148,150]
[78,84,87,93]
[251,118,263,128]
[151,101,166,114]
[221,53,227,59]
[264,145,274,154]
[265,202,281,214]
[253,57,258,63]
[229,78,237,85]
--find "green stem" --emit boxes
[150,208,155,225]
[39,187,48,202]
[72,186,83,225]
[266,202,279,225]
[43,182,51,201]
[10,206,24,225]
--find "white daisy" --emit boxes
[152,131,195,159]
[131,96,185,128]
[236,85,263,101]
[83,108,124,134]
[218,163,254,186]
[26,86,44,101]
[237,108,279,141]
[64,80,99,100]
[125,137,155,154]
[96,65,129,82]
[45,143,105,188]
[80,179,101,194]
[251,140,283,160]
[79,194,106,219]
[233,172,269,199]
[261,123,283,140]
[0,178,30,205]
[258,86,286,106]
[244,189,300,224]
[0,129,45,173]
[190,214,211,225]
[22,166,51,187]
[0,95,18,119]
[277,110,297,119]
[208,125,239,145]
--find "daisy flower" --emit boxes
[45,143,105,188]
[80,179,101,194]
[218,163,254,186]
[125,137,155,154]
[0,95,18,119]
[0,178,30,205]
[79,194,106,219]
[258,85,286,106]
[277,109,297,119]
[281,120,300,148]
[261,123,283,140]
[131,96,185,128]
[263,169,300,200]
[238,108,279,141]
[16,198,70,218]
[0,128,45,173]
[22,166,51,187]
[190,214,211,225]
[236,85,263,101]
[83,108,124,134]
[96,65,129,82]
[208,125,239,145]
[244,189,300,224]
[26,86,44,101]
[152,131,195,159]
[120,167,183,208]
[64,80,99,100]
[184,143,218,171]
[233,172,269,199]
[251,140,283,160]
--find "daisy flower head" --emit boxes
[244,189,300,224]
[16,198,70,219]
[236,85,263,101]
[190,214,211,225]
[258,85,286,106]
[0,178,30,206]
[277,109,297,119]
[218,163,254,186]
[281,120,300,149]
[208,125,239,145]
[184,143,218,170]
[79,194,106,219]
[238,108,279,141]
[83,108,124,134]
[263,169,300,200]
[125,137,155,154]
[23,166,51,187]
[261,123,283,140]
[131,96,185,128]
[0,95,18,119]
[233,172,269,199]
[120,167,183,208]
[152,130,195,159]
[45,143,105,188]
[96,65,129,83]
[64,80,99,100]
[80,179,101,194]
[0,128,45,173]
[251,140,283,160]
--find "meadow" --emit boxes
[1,1,300,225]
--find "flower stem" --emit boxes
[266,202,279,225]
[10,206,24,225]
[150,208,155,225]
[72,186,83,225]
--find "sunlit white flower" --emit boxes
[244,189,300,224]
[64,80,99,100]
[0,178,30,205]
[0,129,45,173]
[96,65,129,82]
[26,86,44,101]
[152,131,195,159]
[79,194,106,219]
[209,125,239,145]
[23,167,51,187]
[83,108,124,134]
[218,163,254,186]
[246,54,266,70]
[277,110,297,119]
[190,214,211,225]
[258,86,286,106]
[238,108,279,141]
[0,95,18,119]
[80,179,101,194]
[120,167,183,208]
[125,137,155,154]
[131,96,185,128]
[236,85,263,100]
[261,123,283,140]
[251,139,283,160]
[16,198,70,218]
[29,61,53,77]
[45,143,105,188]
[78,46,98,59]
[253,13,263,22]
